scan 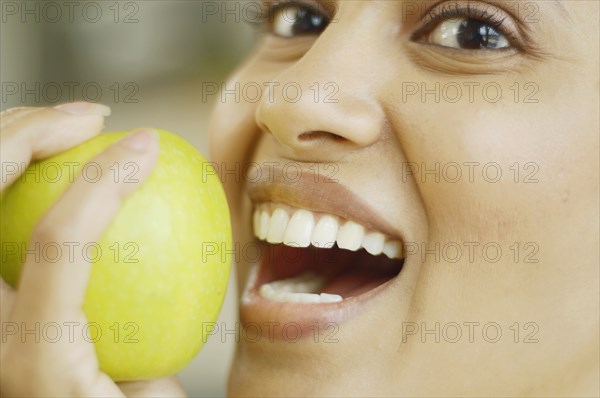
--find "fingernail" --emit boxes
[55,102,111,117]
[119,129,157,152]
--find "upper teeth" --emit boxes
[252,205,403,259]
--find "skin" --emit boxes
[0,0,597,397]
[209,0,600,396]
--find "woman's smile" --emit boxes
[238,169,410,337]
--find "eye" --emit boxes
[270,2,329,38]
[411,2,522,51]
[427,18,510,49]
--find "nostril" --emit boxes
[298,131,346,142]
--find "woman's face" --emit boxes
[209,1,599,395]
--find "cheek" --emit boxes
[207,59,292,273]
[208,58,292,169]
[394,99,591,241]
[407,103,598,324]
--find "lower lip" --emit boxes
[239,243,401,341]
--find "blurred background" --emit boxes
[1,1,260,396]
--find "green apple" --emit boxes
[0,130,232,381]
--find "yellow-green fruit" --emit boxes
[0,130,231,381]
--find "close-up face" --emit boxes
[209,0,599,396]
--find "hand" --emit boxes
[0,103,186,397]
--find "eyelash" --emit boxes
[246,0,325,31]
[269,0,324,16]
[252,1,522,50]
[412,3,521,49]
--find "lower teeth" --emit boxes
[259,271,343,304]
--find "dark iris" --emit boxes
[290,6,328,35]
[456,19,504,49]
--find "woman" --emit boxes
[1,0,598,396]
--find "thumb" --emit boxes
[12,129,159,322]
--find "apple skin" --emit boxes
[0,130,232,381]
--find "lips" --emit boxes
[239,170,407,337]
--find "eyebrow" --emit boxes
[445,0,573,21]
[316,0,573,22]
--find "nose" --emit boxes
[255,31,386,160]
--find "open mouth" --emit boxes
[239,171,411,334]
[250,203,405,304]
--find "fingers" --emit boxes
[0,102,111,191]
[118,376,187,397]
[0,102,110,319]
[11,129,159,323]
